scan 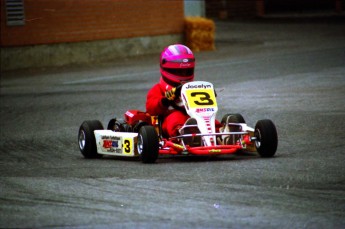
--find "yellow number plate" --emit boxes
[185,89,217,109]
[122,138,133,155]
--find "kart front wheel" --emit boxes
[78,120,104,159]
[137,125,159,163]
[254,119,278,158]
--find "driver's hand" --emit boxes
[165,87,177,101]
[165,85,182,101]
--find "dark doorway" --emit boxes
[265,0,335,13]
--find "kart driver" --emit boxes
[146,44,195,137]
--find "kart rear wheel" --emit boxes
[137,125,159,163]
[221,113,245,124]
[254,119,278,158]
[107,118,124,132]
[78,120,104,159]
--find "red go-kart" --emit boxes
[78,81,278,163]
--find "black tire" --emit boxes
[122,123,133,132]
[107,118,124,132]
[78,120,104,159]
[254,119,278,158]
[221,113,245,124]
[133,121,149,133]
[137,125,159,163]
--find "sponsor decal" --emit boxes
[103,140,119,148]
[125,111,134,118]
[196,108,215,113]
[107,148,122,153]
[182,94,189,110]
[173,143,184,150]
[185,84,212,89]
[209,149,221,153]
[101,136,121,140]
[180,63,191,67]
[102,139,122,153]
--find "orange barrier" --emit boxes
[184,17,215,52]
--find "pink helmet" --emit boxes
[160,44,195,89]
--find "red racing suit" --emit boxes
[146,83,189,137]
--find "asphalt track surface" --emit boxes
[1,19,345,228]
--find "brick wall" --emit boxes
[0,0,184,47]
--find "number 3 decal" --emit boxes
[123,138,132,155]
[191,92,214,106]
[186,89,217,108]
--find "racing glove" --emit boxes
[162,86,182,107]
[165,86,182,101]
[165,87,177,101]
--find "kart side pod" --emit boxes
[94,130,138,156]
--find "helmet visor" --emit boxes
[164,68,194,77]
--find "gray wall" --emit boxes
[184,0,206,17]
[1,34,182,71]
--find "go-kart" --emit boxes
[78,81,278,163]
